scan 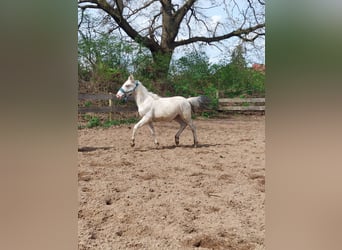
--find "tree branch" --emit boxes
[174,0,197,26]
[78,8,85,30]
[80,0,161,53]
[258,0,265,6]
[79,5,100,10]
[149,12,162,42]
[173,23,265,47]
[125,0,158,19]
[238,32,265,42]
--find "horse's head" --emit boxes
[116,74,139,99]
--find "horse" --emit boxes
[116,75,210,147]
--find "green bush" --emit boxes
[86,116,101,128]
[170,51,215,99]
[81,115,139,129]
[103,117,139,128]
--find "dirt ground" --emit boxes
[78,115,265,250]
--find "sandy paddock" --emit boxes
[78,115,265,249]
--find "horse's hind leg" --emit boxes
[148,122,159,146]
[187,119,198,147]
[174,116,187,146]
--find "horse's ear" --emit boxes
[129,74,134,81]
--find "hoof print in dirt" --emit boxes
[115,230,123,237]
[105,197,113,205]
[78,172,92,182]
[89,232,97,240]
[185,235,225,249]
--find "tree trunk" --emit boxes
[150,50,173,94]
[151,50,172,79]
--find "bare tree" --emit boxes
[78,0,265,79]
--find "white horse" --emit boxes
[116,75,210,147]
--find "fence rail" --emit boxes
[78,93,265,114]
[78,106,137,114]
[218,97,265,111]
[78,93,113,101]
[78,93,137,119]
[78,93,135,101]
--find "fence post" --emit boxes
[108,92,113,121]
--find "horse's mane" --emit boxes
[148,91,160,100]
[138,81,160,100]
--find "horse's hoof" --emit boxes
[131,142,135,147]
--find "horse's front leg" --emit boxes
[131,116,150,147]
[148,122,159,146]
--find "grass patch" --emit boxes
[87,116,101,128]
[80,115,138,129]
[103,117,138,128]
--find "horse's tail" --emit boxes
[187,95,211,112]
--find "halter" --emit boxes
[119,81,139,100]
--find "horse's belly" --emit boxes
[153,104,176,120]
[152,107,178,121]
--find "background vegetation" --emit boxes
[78,32,265,127]
[78,32,265,100]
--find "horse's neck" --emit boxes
[134,83,153,107]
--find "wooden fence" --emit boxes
[78,93,137,113]
[78,93,265,115]
[78,93,137,121]
[218,97,265,112]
